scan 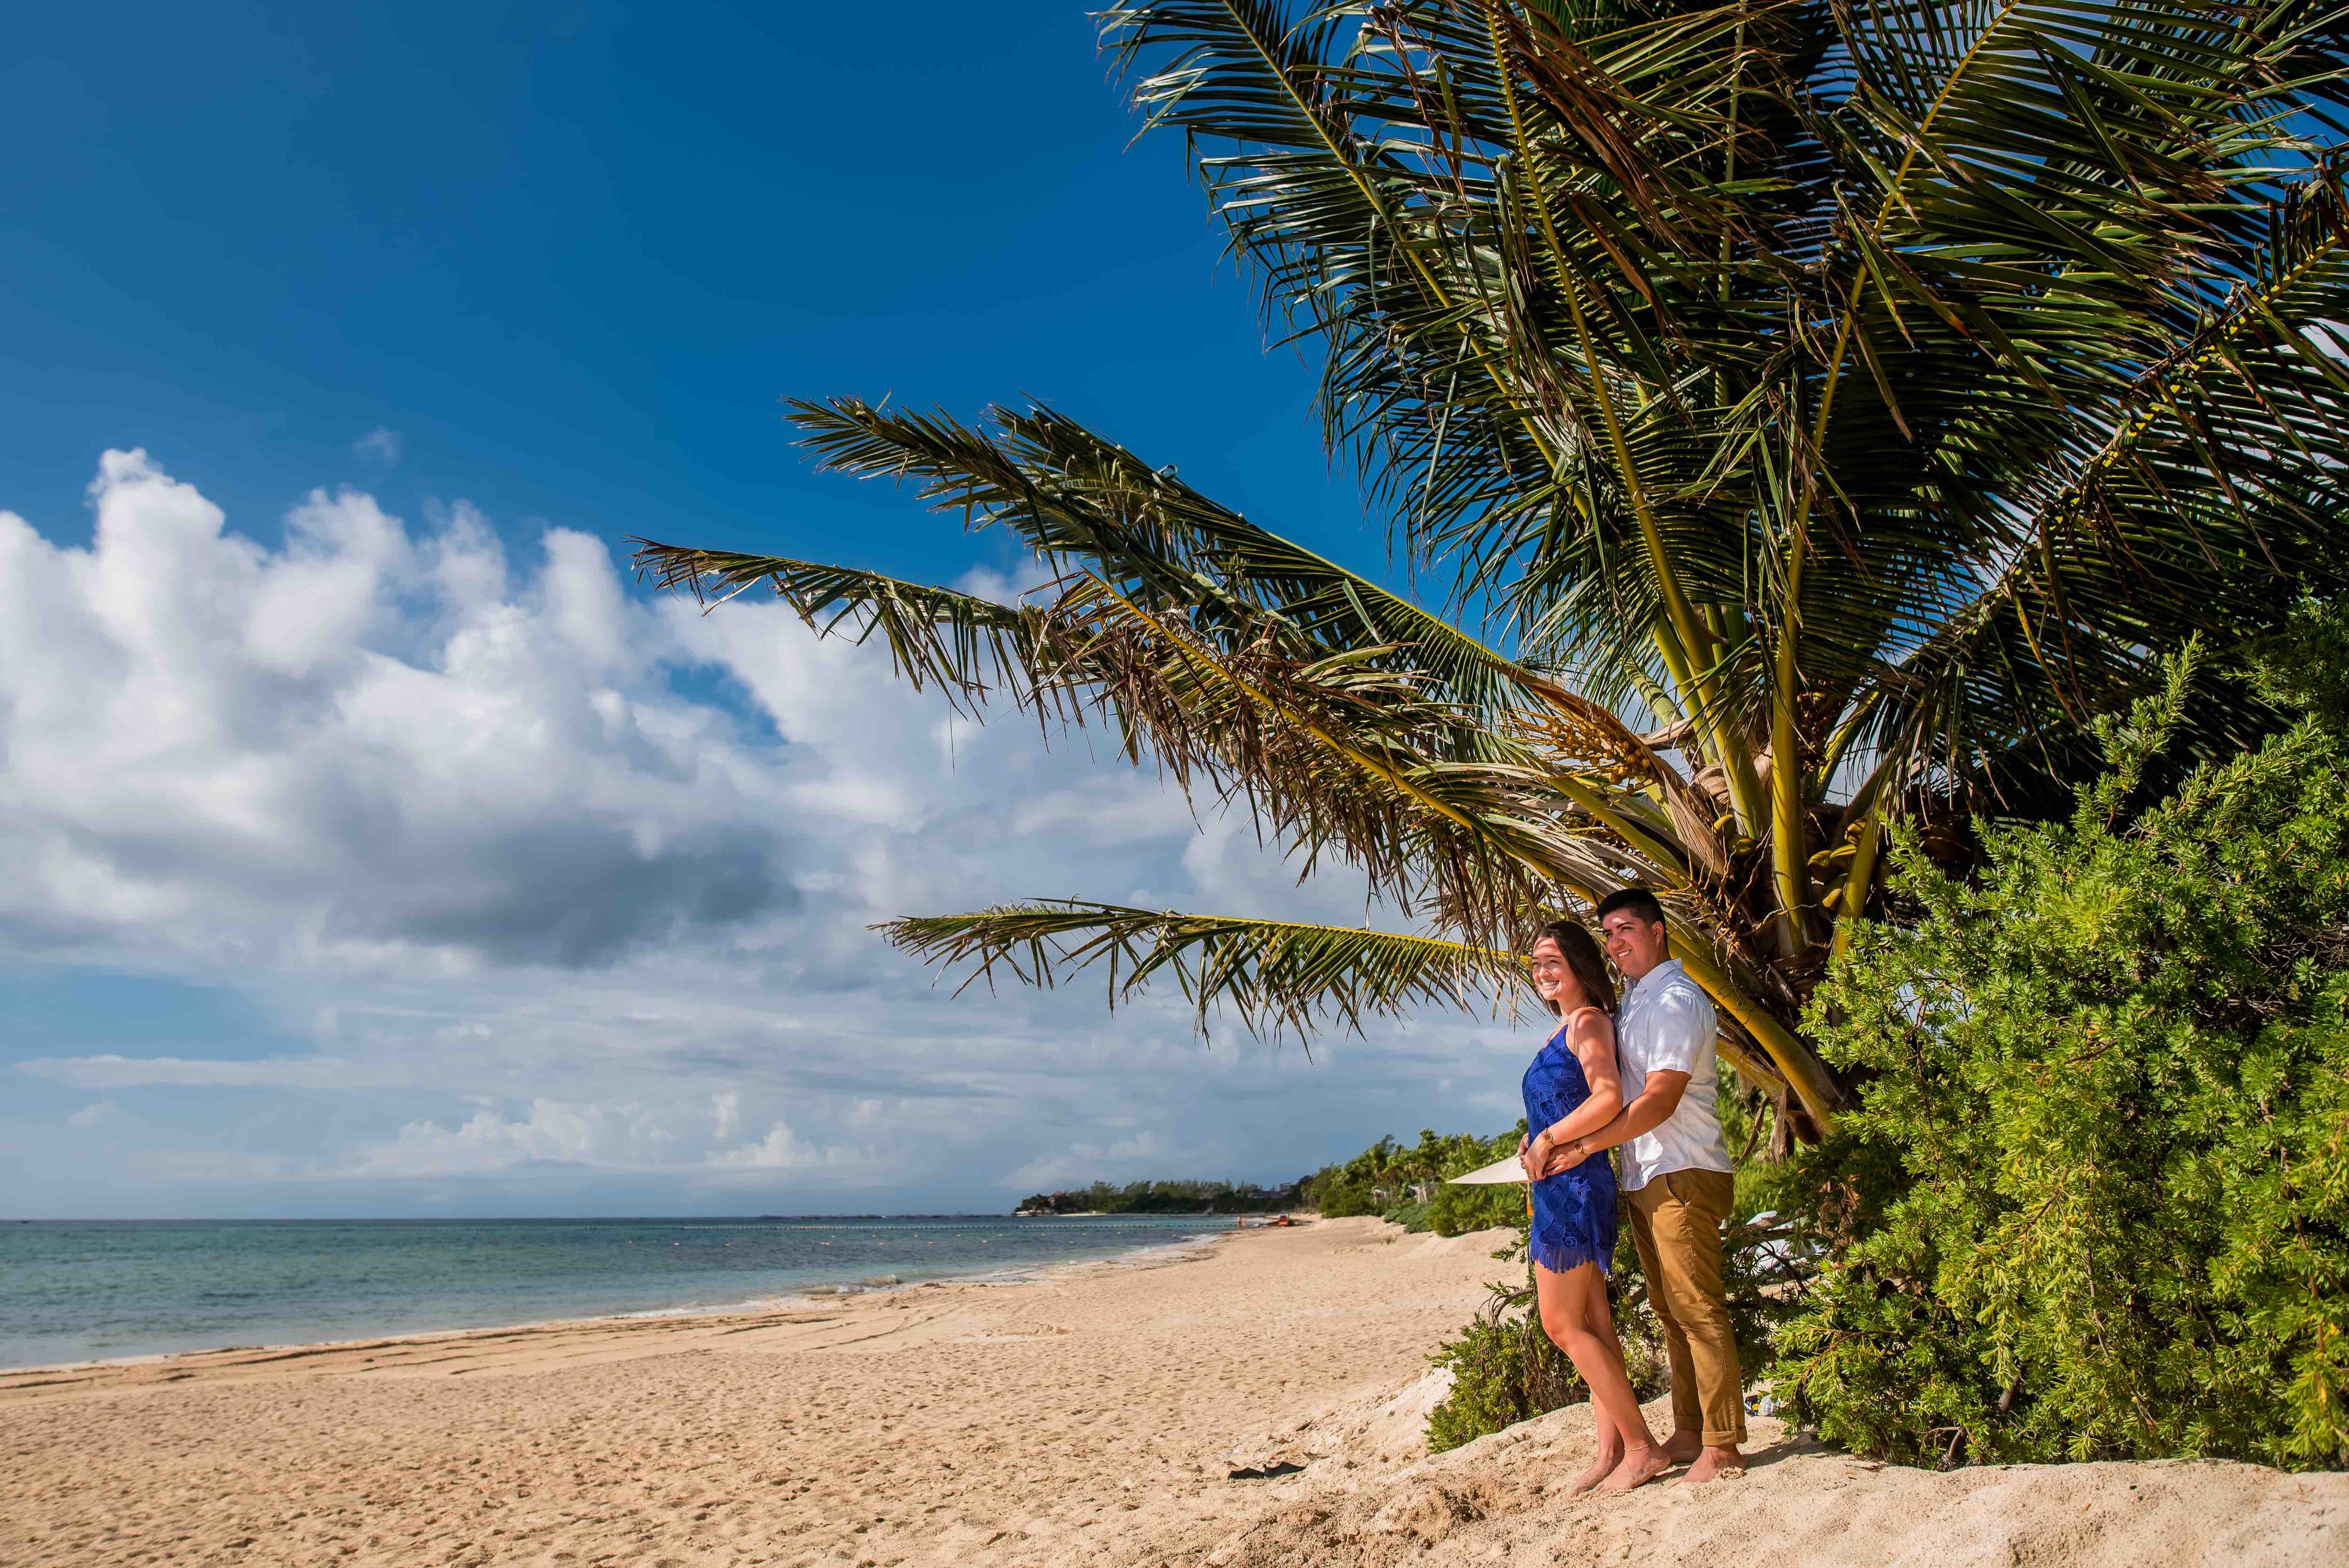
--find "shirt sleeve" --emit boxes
[1641,983,1717,1076]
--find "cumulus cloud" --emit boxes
[0,450,798,972]
[708,1120,832,1170]
[0,453,1531,1213]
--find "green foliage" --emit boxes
[1425,1170,1531,1239]
[1773,660,2349,1470]
[1302,1126,1527,1235]
[1426,1229,1669,1453]
[1013,1178,1300,1216]
[1381,1200,1434,1234]
[2247,597,2349,735]
[1426,1301,1586,1454]
[1300,1136,1398,1219]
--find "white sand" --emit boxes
[2,1217,2339,1567]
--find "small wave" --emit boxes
[796,1273,903,1296]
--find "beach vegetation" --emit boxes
[637,1,2349,1155]
[1424,1183,1805,1448]
[1428,1270,1613,1451]
[1013,1178,1302,1215]
[1772,635,2349,1470]
[1302,1122,1802,1448]
[1301,1127,1527,1233]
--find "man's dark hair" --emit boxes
[1594,887,1668,932]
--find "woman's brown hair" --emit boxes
[1532,917,1618,1016]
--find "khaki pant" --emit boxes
[1624,1168,1746,1448]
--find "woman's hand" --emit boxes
[1518,1131,1540,1182]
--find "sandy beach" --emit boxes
[4,1216,2341,1568]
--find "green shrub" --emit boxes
[1427,1304,1586,1452]
[1773,647,2349,1470]
[1425,1227,1672,1451]
[1382,1199,1434,1233]
[1302,1126,1529,1230]
[1301,1136,1395,1218]
[1425,1153,1534,1237]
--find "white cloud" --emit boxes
[23,1055,373,1090]
[0,452,1532,1213]
[708,1120,830,1169]
[0,450,804,974]
[66,1100,117,1128]
[1001,1130,1184,1192]
[350,1099,661,1177]
[338,1099,856,1179]
[353,427,403,464]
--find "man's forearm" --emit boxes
[1535,1091,1622,1150]
[1575,1086,1679,1156]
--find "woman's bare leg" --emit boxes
[1576,1281,1675,1487]
[1536,1262,1671,1493]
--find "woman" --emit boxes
[1517,919,1674,1493]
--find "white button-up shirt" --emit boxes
[1614,958,1733,1193]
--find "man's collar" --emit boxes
[1625,956,1685,999]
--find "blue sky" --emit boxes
[0,1,1362,569]
[0,1,1529,1217]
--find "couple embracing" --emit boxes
[1515,889,1745,1493]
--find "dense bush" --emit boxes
[1426,1294,1593,1452]
[1299,1134,1403,1217]
[1773,645,2349,1470]
[1426,1228,1669,1452]
[1423,1197,1801,1451]
[1302,1126,1528,1235]
[1318,1111,1800,1451]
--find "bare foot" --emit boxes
[1568,1443,1623,1495]
[1663,1429,1703,1465]
[1680,1445,1746,1484]
[1598,1443,1674,1493]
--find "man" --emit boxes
[1542,887,1745,1484]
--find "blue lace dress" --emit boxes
[1521,1011,1620,1274]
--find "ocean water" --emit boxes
[0,1215,1225,1370]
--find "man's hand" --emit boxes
[1538,1137,1588,1178]
[1517,1132,1538,1182]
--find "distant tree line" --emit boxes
[1012,1178,1302,1216]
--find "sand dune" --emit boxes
[3,1218,2339,1567]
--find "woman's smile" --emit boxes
[1530,943,1572,1003]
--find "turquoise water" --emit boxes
[0,1215,1222,1369]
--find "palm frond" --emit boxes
[632,545,1059,716]
[785,396,1559,719]
[879,901,1527,1044]
[639,0,2349,1149]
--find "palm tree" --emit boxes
[637,0,2349,1142]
